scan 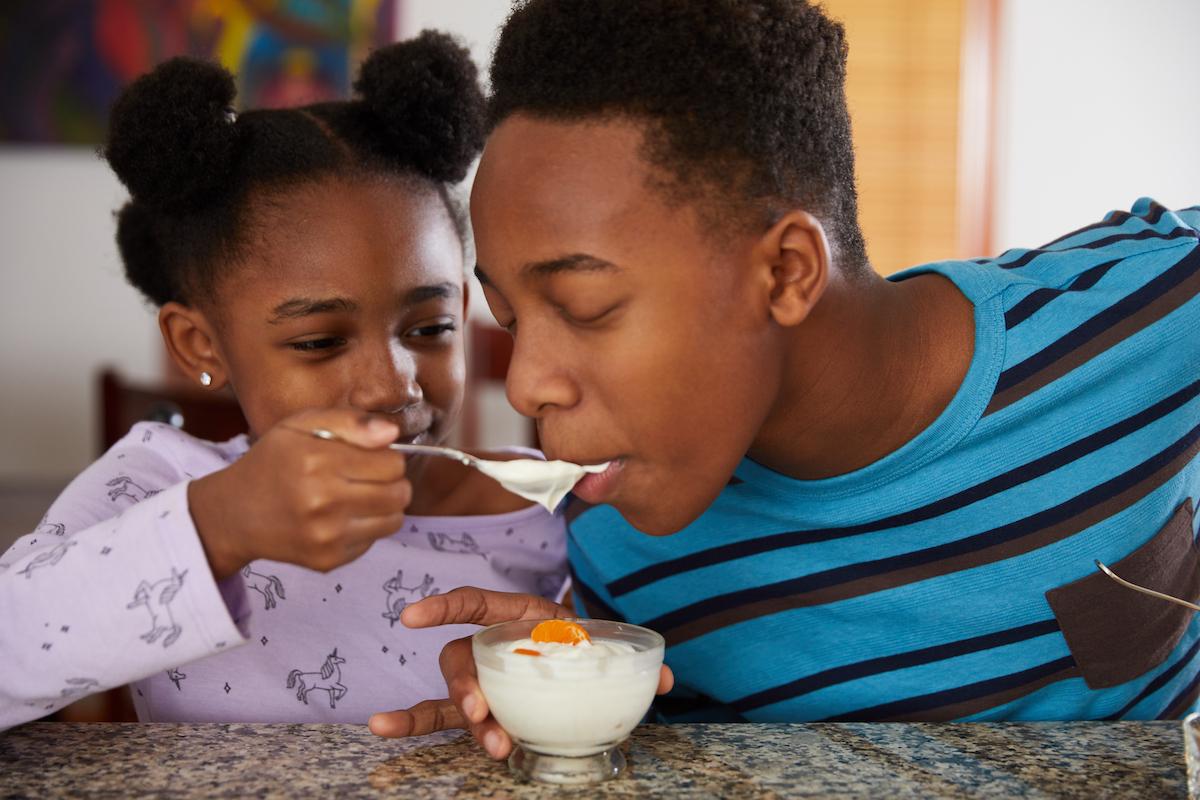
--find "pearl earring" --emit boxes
[199,371,212,387]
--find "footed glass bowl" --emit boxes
[472,618,664,784]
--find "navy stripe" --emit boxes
[642,420,1200,633]
[1157,662,1200,719]
[1104,637,1200,720]
[996,226,1196,271]
[994,243,1200,394]
[819,656,1076,722]
[1037,201,1169,250]
[607,379,1200,598]
[1004,258,1122,329]
[569,567,624,621]
[731,619,1060,713]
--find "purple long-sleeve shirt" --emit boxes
[0,422,568,728]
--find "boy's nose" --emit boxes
[504,333,579,419]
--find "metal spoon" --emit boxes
[1094,559,1200,612]
[306,427,609,512]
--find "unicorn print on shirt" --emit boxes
[26,677,100,711]
[381,570,439,628]
[106,475,160,504]
[242,565,286,610]
[127,568,187,647]
[35,521,66,538]
[166,668,187,690]
[286,648,347,709]
[17,540,77,579]
[427,531,487,559]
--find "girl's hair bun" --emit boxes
[354,30,486,183]
[105,57,241,212]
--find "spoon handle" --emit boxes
[306,428,477,466]
[1095,560,1200,612]
[385,441,477,466]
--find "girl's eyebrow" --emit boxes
[404,282,461,306]
[268,297,357,323]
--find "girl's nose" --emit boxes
[349,342,423,413]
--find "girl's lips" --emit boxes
[571,458,624,504]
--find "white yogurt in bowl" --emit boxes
[473,618,664,783]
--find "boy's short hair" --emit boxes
[489,0,868,272]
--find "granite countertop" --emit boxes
[0,721,1188,798]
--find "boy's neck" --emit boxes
[749,269,974,481]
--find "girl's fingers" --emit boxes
[368,699,465,738]
[439,638,489,725]
[401,587,566,629]
[659,664,674,694]
[331,446,409,484]
[471,717,513,760]
[283,408,399,449]
[345,511,410,543]
[338,481,412,519]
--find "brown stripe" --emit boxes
[877,665,1080,722]
[985,263,1200,416]
[1163,675,1200,719]
[663,435,1200,646]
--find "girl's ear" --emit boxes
[158,302,228,389]
[753,209,831,328]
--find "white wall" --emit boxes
[993,0,1200,251]
[400,1,511,90]
[0,149,160,481]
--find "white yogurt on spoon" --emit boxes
[472,458,610,512]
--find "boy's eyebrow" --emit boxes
[474,254,618,287]
[268,297,357,323]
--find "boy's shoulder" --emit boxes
[970,198,1198,293]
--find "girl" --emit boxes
[0,32,566,729]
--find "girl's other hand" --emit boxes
[365,587,675,759]
[189,408,410,578]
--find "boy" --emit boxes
[370,0,1200,756]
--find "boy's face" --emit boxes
[209,177,467,446]
[472,116,785,534]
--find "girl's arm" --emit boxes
[0,424,249,730]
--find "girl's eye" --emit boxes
[407,321,458,338]
[289,337,345,353]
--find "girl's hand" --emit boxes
[189,408,410,578]
[365,587,675,759]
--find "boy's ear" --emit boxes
[158,302,228,389]
[754,209,830,327]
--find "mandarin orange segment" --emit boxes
[530,619,591,645]
[513,648,542,657]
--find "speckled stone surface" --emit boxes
[0,722,1188,798]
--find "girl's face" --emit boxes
[206,176,467,444]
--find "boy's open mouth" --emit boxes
[571,458,625,504]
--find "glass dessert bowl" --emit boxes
[472,618,664,784]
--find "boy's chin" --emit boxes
[614,498,704,537]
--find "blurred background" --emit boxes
[2,0,1199,557]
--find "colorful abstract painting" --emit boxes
[0,0,399,144]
